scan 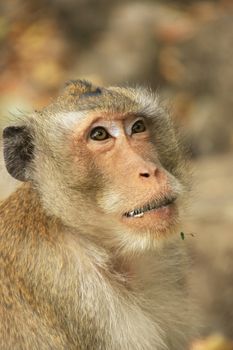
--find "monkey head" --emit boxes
[2,80,188,251]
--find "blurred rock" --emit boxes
[48,0,114,46]
[71,2,193,86]
[72,3,159,85]
[163,14,233,156]
[186,154,233,338]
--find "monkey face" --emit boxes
[74,112,183,237]
[2,80,187,244]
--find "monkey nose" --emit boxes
[139,165,158,178]
[139,172,150,178]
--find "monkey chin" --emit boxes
[121,202,179,238]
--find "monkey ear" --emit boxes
[2,126,34,182]
[63,79,102,98]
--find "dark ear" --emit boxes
[3,126,34,182]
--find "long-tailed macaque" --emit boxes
[0,80,197,349]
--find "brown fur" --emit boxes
[0,80,197,349]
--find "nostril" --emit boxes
[140,172,150,178]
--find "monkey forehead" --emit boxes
[53,111,88,129]
[55,88,160,118]
[52,86,160,116]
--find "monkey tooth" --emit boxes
[134,212,144,218]
[124,196,176,218]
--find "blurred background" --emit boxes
[0,0,233,348]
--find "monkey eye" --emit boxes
[131,119,146,134]
[90,126,110,141]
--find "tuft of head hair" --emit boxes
[62,79,102,98]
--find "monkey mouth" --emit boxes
[124,196,177,218]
